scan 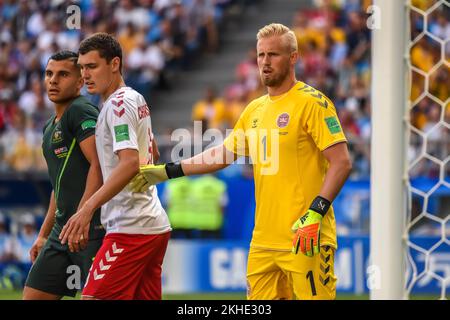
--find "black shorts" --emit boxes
[25,230,103,297]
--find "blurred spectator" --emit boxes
[428,8,450,41]
[118,22,140,56]
[192,86,227,131]
[411,98,430,131]
[0,0,247,174]
[422,103,447,165]
[429,65,449,103]
[0,109,41,172]
[186,0,219,53]
[0,86,18,136]
[190,174,228,239]
[163,174,228,239]
[114,0,142,31]
[224,87,246,128]
[0,213,12,263]
[168,2,197,70]
[163,176,196,239]
[18,76,45,117]
[411,37,440,73]
[235,48,259,92]
[6,213,38,264]
[126,33,164,100]
[345,11,370,68]
[423,103,442,139]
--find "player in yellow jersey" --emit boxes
[130,23,352,300]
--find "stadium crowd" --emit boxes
[0,211,38,288]
[0,0,448,178]
[0,0,248,173]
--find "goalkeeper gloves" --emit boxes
[130,163,185,193]
[292,196,331,257]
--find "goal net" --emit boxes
[370,0,449,300]
[405,0,450,300]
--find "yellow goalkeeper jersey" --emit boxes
[224,81,347,250]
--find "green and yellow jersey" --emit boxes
[224,81,347,250]
[42,95,104,241]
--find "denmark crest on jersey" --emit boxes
[276,112,290,128]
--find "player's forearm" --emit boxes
[152,136,160,163]
[82,156,139,215]
[318,157,352,202]
[180,144,234,176]
[77,161,103,212]
[38,191,57,238]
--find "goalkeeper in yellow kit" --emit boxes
[131,23,352,300]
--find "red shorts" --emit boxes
[82,232,170,300]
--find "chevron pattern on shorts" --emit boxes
[319,246,332,286]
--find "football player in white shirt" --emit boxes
[59,33,171,300]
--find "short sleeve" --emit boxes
[107,93,140,153]
[223,106,249,157]
[302,97,347,151]
[67,99,99,143]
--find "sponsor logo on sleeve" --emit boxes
[325,116,342,134]
[81,119,96,130]
[114,124,130,142]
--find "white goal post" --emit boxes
[370,0,408,300]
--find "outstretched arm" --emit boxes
[130,144,238,192]
[180,144,237,175]
[152,136,160,163]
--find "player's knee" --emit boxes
[22,286,61,300]
[22,286,32,300]
[23,286,41,300]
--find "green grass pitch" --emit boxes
[0,289,439,300]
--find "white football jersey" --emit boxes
[95,86,171,235]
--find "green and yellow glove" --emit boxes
[292,196,331,257]
[130,163,185,193]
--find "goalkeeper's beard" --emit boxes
[261,63,290,87]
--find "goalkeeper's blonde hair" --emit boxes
[256,23,298,53]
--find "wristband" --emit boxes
[309,196,331,216]
[165,162,185,179]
